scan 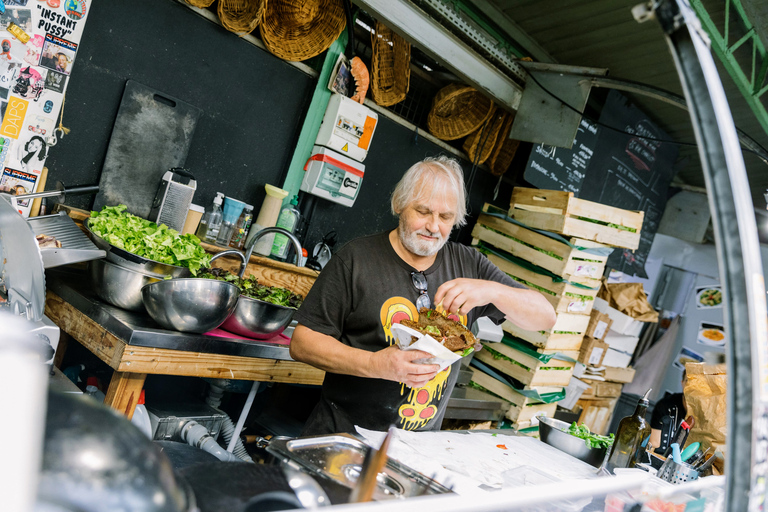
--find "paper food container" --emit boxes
[390,323,463,371]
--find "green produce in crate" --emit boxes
[567,422,615,450]
[89,205,211,275]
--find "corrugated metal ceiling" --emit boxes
[488,0,768,209]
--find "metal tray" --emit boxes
[266,434,453,500]
[27,213,105,269]
[83,218,190,278]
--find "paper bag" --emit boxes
[598,282,659,322]
[390,324,462,371]
[684,362,727,472]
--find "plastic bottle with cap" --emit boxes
[199,193,225,244]
[130,389,153,439]
[229,204,254,250]
[84,376,106,403]
[215,196,246,247]
[271,195,301,260]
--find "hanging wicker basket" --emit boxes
[462,107,508,165]
[427,84,494,141]
[489,112,521,176]
[218,0,266,35]
[370,21,411,107]
[184,0,215,7]
[260,0,346,62]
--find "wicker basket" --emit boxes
[427,84,494,141]
[260,0,346,62]
[184,0,215,7]
[489,111,521,176]
[370,21,411,107]
[218,0,266,35]
[462,106,508,165]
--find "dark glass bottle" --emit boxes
[605,389,652,474]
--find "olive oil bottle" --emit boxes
[604,388,652,474]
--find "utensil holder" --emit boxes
[657,458,699,484]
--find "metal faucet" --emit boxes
[241,227,304,277]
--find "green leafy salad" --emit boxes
[198,267,303,309]
[89,205,211,275]
[566,422,614,450]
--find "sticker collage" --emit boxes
[0,0,90,216]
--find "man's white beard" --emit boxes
[398,216,448,256]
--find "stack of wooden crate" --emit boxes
[468,188,644,431]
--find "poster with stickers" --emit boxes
[0,0,90,216]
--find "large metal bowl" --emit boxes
[141,278,240,334]
[84,219,190,278]
[220,295,297,339]
[90,258,162,311]
[538,416,609,468]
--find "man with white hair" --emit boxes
[291,155,556,435]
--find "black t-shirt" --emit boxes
[293,231,524,435]
[650,392,686,453]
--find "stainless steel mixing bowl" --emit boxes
[141,278,241,333]
[537,416,609,468]
[220,295,296,339]
[90,258,162,312]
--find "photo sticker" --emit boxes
[0,8,33,34]
[697,321,726,347]
[39,34,77,75]
[695,285,722,309]
[43,68,66,93]
[0,166,36,206]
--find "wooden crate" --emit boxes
[502,312,590,351]
[472,204,607,286]
[482,250,600,315]
[470,368,559,425]
[575,397,619,436]
[474,343,574,387]
[509,188,644,250]
[580,379,623,399]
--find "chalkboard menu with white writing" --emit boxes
[524,90,679,277]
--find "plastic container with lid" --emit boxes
[271,195,300,260]
[252,184,288,256]
[215,196,246,246]
[130,389,153,439]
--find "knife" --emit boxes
[349,425,396,503]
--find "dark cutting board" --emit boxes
[93,80,201,217]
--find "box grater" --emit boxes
[148,168,196,231]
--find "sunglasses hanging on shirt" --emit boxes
[410,271,431,310]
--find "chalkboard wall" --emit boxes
[43,0,514,251]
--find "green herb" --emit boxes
[553,331,582,335]
[573,216,637,233]
[541,367,571,371]
[198,267,303,309]
[508,275,556,296]
[565,292,594,301]
[572,257,604,264]
[482,225,564,261]
[89,204,211,275]
[566,422,615,450]
[484,346,531,371]
[425,325,441,336]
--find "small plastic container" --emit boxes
[199,193,224,244]
[216,196,246,246]
[559,376,591,411]
[84,376,106,403]
[130,389,153,439]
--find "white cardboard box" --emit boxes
[602,348,633,369]
[604,330,640,354]
[593,297,644,337]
